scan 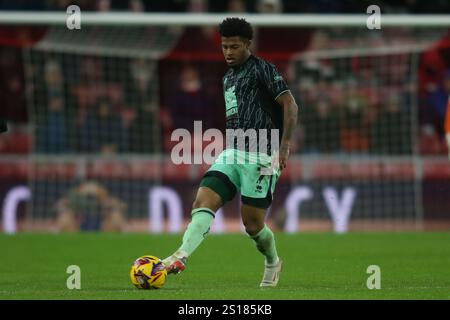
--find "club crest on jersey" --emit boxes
[225,86,238,117]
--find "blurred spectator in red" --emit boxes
[163,64,220,152]
[445,91,450,158]
[72,56,105,126]
[167,64,215,131]
[419,124,447,155]
[425,70,450,136]
[418,34,450,100]
[255,0,312,60]
[0,124,30,153]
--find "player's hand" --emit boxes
[279,145,290,170]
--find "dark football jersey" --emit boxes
[223,55,290,154]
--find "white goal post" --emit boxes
[0,12,450,27]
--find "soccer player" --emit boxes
[163,17,298,287]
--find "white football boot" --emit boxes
[260,258,283,287]
[162,251,188,275]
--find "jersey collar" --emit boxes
[232,54,254,71]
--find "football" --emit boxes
[130,255,167,289]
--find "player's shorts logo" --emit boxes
[255,174,265,193]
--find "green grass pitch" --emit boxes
[0,232,449,300]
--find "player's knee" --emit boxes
[244,222,264,237]
[192,189,221,211]
[192,197,219,212]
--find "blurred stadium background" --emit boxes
[0,0,450,234]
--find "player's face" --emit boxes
[221,36,250,67]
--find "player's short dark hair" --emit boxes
[219,17,253,41]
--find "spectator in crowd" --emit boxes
[56,181,126,232]
[129,0,144,12]
[36,60,70,153]
[80,56,104,86]
[128,102,160,153]
[164,64,221,154]
[371,93,412,155]
[255,0,312,56]
[73,57,104,113]
[340,78,370,153]
[2,0,450,159]
[304,96,341,153]
[37,92,69,153]
[227,0,247,13]
[294,77,335,154]
[167,64,215,131]
[127,58,160,153]
[426,70,450,136]
[79,98,127,154]
[97,0,111,11]
[257,0,282,13]
[189,0,207,12]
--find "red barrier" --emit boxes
[1,158,449,180]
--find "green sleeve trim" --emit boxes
[274,89,291,101]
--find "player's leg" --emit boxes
[241,204,278,264]
[163,150,239,274]
[163,186,222,274]
[241,204,282,287]
[239,152,283,287]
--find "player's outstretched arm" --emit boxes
[276,91,298,170]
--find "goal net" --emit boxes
[1,13,450,233]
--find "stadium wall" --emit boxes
[1,157,450,233]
